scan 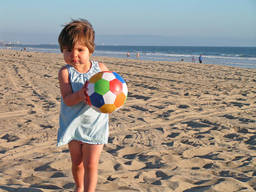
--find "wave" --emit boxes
[1,44,256,68]
[95,50,256,61]
[3,44,256,57]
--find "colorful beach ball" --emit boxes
[86,71,128,113]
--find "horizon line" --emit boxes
[1,42,256,48]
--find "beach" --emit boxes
[0,49,255,191]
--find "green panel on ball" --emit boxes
[94,79,110,95]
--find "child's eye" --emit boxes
[64,48,72,52]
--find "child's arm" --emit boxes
[58,66,85,106]
[99,62,109,71]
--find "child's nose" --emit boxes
[71,50,78,59]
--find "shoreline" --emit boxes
[1,46,256,69]
[0,49,255,191]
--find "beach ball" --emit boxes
[86,71,128,113]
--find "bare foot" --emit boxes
[75,186,84,192]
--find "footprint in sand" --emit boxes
[0,147,7,154]
[34,163,57,172]
[1,133,20,142]
[50,171,66,178]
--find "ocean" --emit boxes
[1,44,256,69]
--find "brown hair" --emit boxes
[58,19,95,53]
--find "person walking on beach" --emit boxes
[199,54,203,63]
[136,52,140,59]
[57,19,110,192]
[192,56,195,63]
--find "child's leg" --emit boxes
[82,143,104,192]
[68,140,84,192]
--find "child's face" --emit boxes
[63,42,91,66]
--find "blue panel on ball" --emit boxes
[90,92,105,108]
[113,72,125,83]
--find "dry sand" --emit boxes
[0,49,255,192]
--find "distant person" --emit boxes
[57,19,110,192]
[181,58,184,62]
[136,52,140,59]
[126,52,130,57]
[192,56,195,63]
[199,54,203,63]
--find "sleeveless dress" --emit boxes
[57,61,109,146]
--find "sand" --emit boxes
[0,49,255,192]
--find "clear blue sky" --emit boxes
[1,0,255,46]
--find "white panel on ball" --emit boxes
[102,72,116,81]
[87,83,95,96]
[103,91,116,104]
[122,83,128,96]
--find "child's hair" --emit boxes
[58,19,95,53]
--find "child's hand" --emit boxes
[78,86,86,102]
[83,81,89,104]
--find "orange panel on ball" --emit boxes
[100,104,117,113]
[114,93,126,108]
[89,72,103,83]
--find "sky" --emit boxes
[0,0,255,46]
